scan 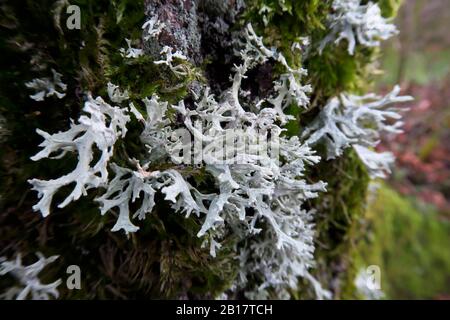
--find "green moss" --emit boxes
[240,0,405,299]
[244,0,380,118]
[309,148,370,299]
[377,0,403,18]
[353,185,450,299]
[307,46,379,100]
[1,0,410,299]
[243,0,327,78]
[0,0,237,299]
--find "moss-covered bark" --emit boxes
[0,0,403,299]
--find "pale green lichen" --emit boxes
[1,0,408,300]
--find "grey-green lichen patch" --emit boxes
[1,0,408,300]
[0,0,238,299]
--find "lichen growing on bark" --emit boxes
[0,0,408,299]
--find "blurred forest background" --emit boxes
[356,0,450,299]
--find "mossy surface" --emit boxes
[0,0,406,299]
[0,0,235,299]
[310,148,370,299]
[353,184,450,299]
[243,0,399,299]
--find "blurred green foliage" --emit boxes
[3,0,437,300]
[381,48,450,85]
[355,184,450,299]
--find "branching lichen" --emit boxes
[319,0,398,55]
[29,96,130,217]
[28,21,329,299]
[13,0,410,300]
[302,85,412,177]
[0,253,61,300]
[25,69,67,101]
